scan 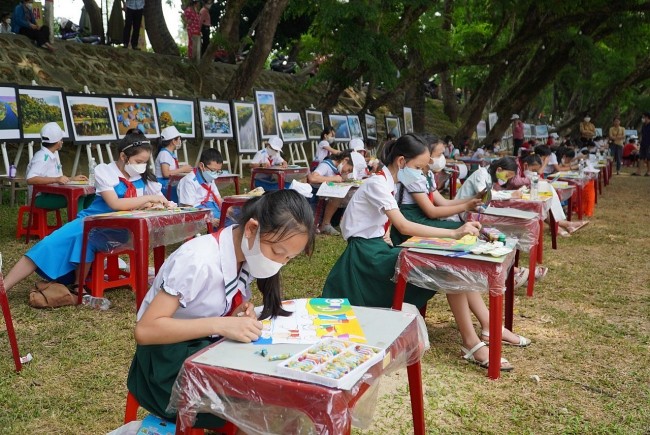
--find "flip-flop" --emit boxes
[461,342,514,372]
[568,221,590,234]
[558,228,571,237]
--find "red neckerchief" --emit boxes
[194,168,222,206]
[376,170,393,233]
[211,228,243,316]
[118,177,137,198]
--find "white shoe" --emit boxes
[514,267,529,289]
[319,224,340,236]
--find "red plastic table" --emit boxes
[250,167,309,191]
[0,273,22,372]
[170,306,426,434]
[26,183,96,242]
[554,174,595,221]
[489,197,552,297]
[217,195,254,230]
[393,248,516,380]
[167,174,241,200]
[78,209,212,309]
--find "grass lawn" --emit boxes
[1,170,649,434]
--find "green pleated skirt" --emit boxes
[127,339,226,428]
[390,204,463,246]
[321,236,436,309]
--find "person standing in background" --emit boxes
[0,12,11,33]
[579,115,596,146]
[632,112,650,176]
[183,0,201,59]
[511,114,524,157]
[122,0,144,50]
[199,0,213,56]
[608,116,625,175]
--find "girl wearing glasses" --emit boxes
[3,132,170,294]
[177,148,224,227]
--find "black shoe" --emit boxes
[631,173,639,176]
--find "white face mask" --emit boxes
[337,162,345,174]
[524,170,537,179]
[327,136,335,144]
[429,155,446,172]
[268,148,278,157]
[584,117,591,123]
[125,162,147,177]
[241,228,284,279]
[174,140,182,150]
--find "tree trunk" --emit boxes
[82,0,104,40]
[144,0,179,56]
[440,71,458,123]
[222,0,290,99]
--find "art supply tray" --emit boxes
[276,338,385,389]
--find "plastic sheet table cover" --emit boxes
[84,209,211,254]
[489,197,551,220]
[393,247,516,297]
[168,306,426,434]
[554,186,575,202]
[467,211,540,252]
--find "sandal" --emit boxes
[514,267,529,289]
[567,221,590,234]
[67,283,89,296]
[481,327,531,347]
[461,342,513,372]
[558,228,571,237]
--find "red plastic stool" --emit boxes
[124,391,237,435]
[218,196,252,230]
[87,251,138,297]
[15,206,62,241]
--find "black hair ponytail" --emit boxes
[380,133,428,166]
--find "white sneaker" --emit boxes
[514,267,529,289]
[319,224,340,236]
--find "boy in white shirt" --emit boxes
[250,136,287,168]
[26,122,88,209]
[177,148,223,227]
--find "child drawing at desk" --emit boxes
[177,148,224,227]
[26,122,89,209]
[250,136,287,190]
[3,132,170,293]
[154,126,193,195]
[322,134,521,371]
[128,190,315,428]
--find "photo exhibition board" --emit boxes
[155,97,196,139]
[18,86,70,140]
[233,100,260,153]
[254,89,279,140]
[110,96,160,139]
[277,111,307,142]
[198,99,234,139]
[364,113,377,140]
[0,85,22,141]
[328,113,351,141]
[64,94,118,143]
[305,109,324,140]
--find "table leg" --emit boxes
[577,186,583,221]
[68,192,78,222]
[487,293,503,380]
[135,226,150,311]
[549,211,558,250]
[391,257,410,311]
[505,251,517,331]
[407,362,426,435]
[527,243,537,297]
[536,219,544,264]
[566,193,573,221]
[278,174,285,190]
[25,193,37,244]
[450,171,457,199]
[0,283,22,372]
[233,176,240,195]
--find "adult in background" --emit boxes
[632,112,650,176]
[623,137,639,167]
[608,116,625,175]
[0,12,11,33]
[511,114,524,157]
[183,0,201,59]
[11,0,54,50]
[122,0,144,50]
[579,115,596,146]
[199,0,213,56]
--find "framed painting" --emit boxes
[156,97,196,139]
[364,113,377,140]
[254,89,279,139]
[278,111,307,142]
[385,115,401,138]
[233,101,260,153]
[18,86,70,140]
[347,115,363,139]
[305,109,324,140]
[110,96,159,139]
[0,85,22,141]
[198,100,233,139]
[65,94,117,143]
[328,114,351,142]
[403,107,414,134]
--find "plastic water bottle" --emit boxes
[9,164,16,178]
[579,160,585,177]
[82,294,111,311]
[530,172,539,200]
[88,158,96,186]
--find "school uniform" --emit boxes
[350,151,368,180]
[321,173,434,309]
[154,148,179,192]
[25,162,161,283]
[128,226,253,427]
[26,146,68,208]
[315,139,332,163]
[390,172,461,245]
[251,148,285,190]
[177,169,222,219]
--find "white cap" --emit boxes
[550,133,559,139]
[40,122,64,144]
[349,138,365,151]
[161,126,181,141]
[268,136,283,152]
[630,135,638,139]
[510,114,520,120]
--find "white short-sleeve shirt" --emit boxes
[313,160,338,177]
[340,172,398,240]
[154,148,178,178]
[315,140,331,162]
[94,162,163,196]
[455,167,491,200]
[26,146,63,200]
[136,226,254,323]
[471,148,486,160]
[252,148,284,166]
[395,175,429,206]
[350,151,368,180]
[177,170,221,207]
[544,153,559,175]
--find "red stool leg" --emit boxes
[124,391,140,423]
[407,362,426,435]
[0,279,22,372]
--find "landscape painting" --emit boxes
[254,89,279,139]
[199,100,233,139]
[403,107,414,134]
[347,115,363,139]
[364,113,377,140]
[328,114,351,141]
[18,87,69,140]
[156,98,195,138]
[65,94,117,142]
[385,116,401,138]
[0,86,21,140]
[305,109,324,139]
[233,101,259,153]
[278,112,307,142]
[110,97,159,139]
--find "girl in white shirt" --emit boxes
[312,127,339,169]
[154,126,192,194]
[128,190,315,428]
